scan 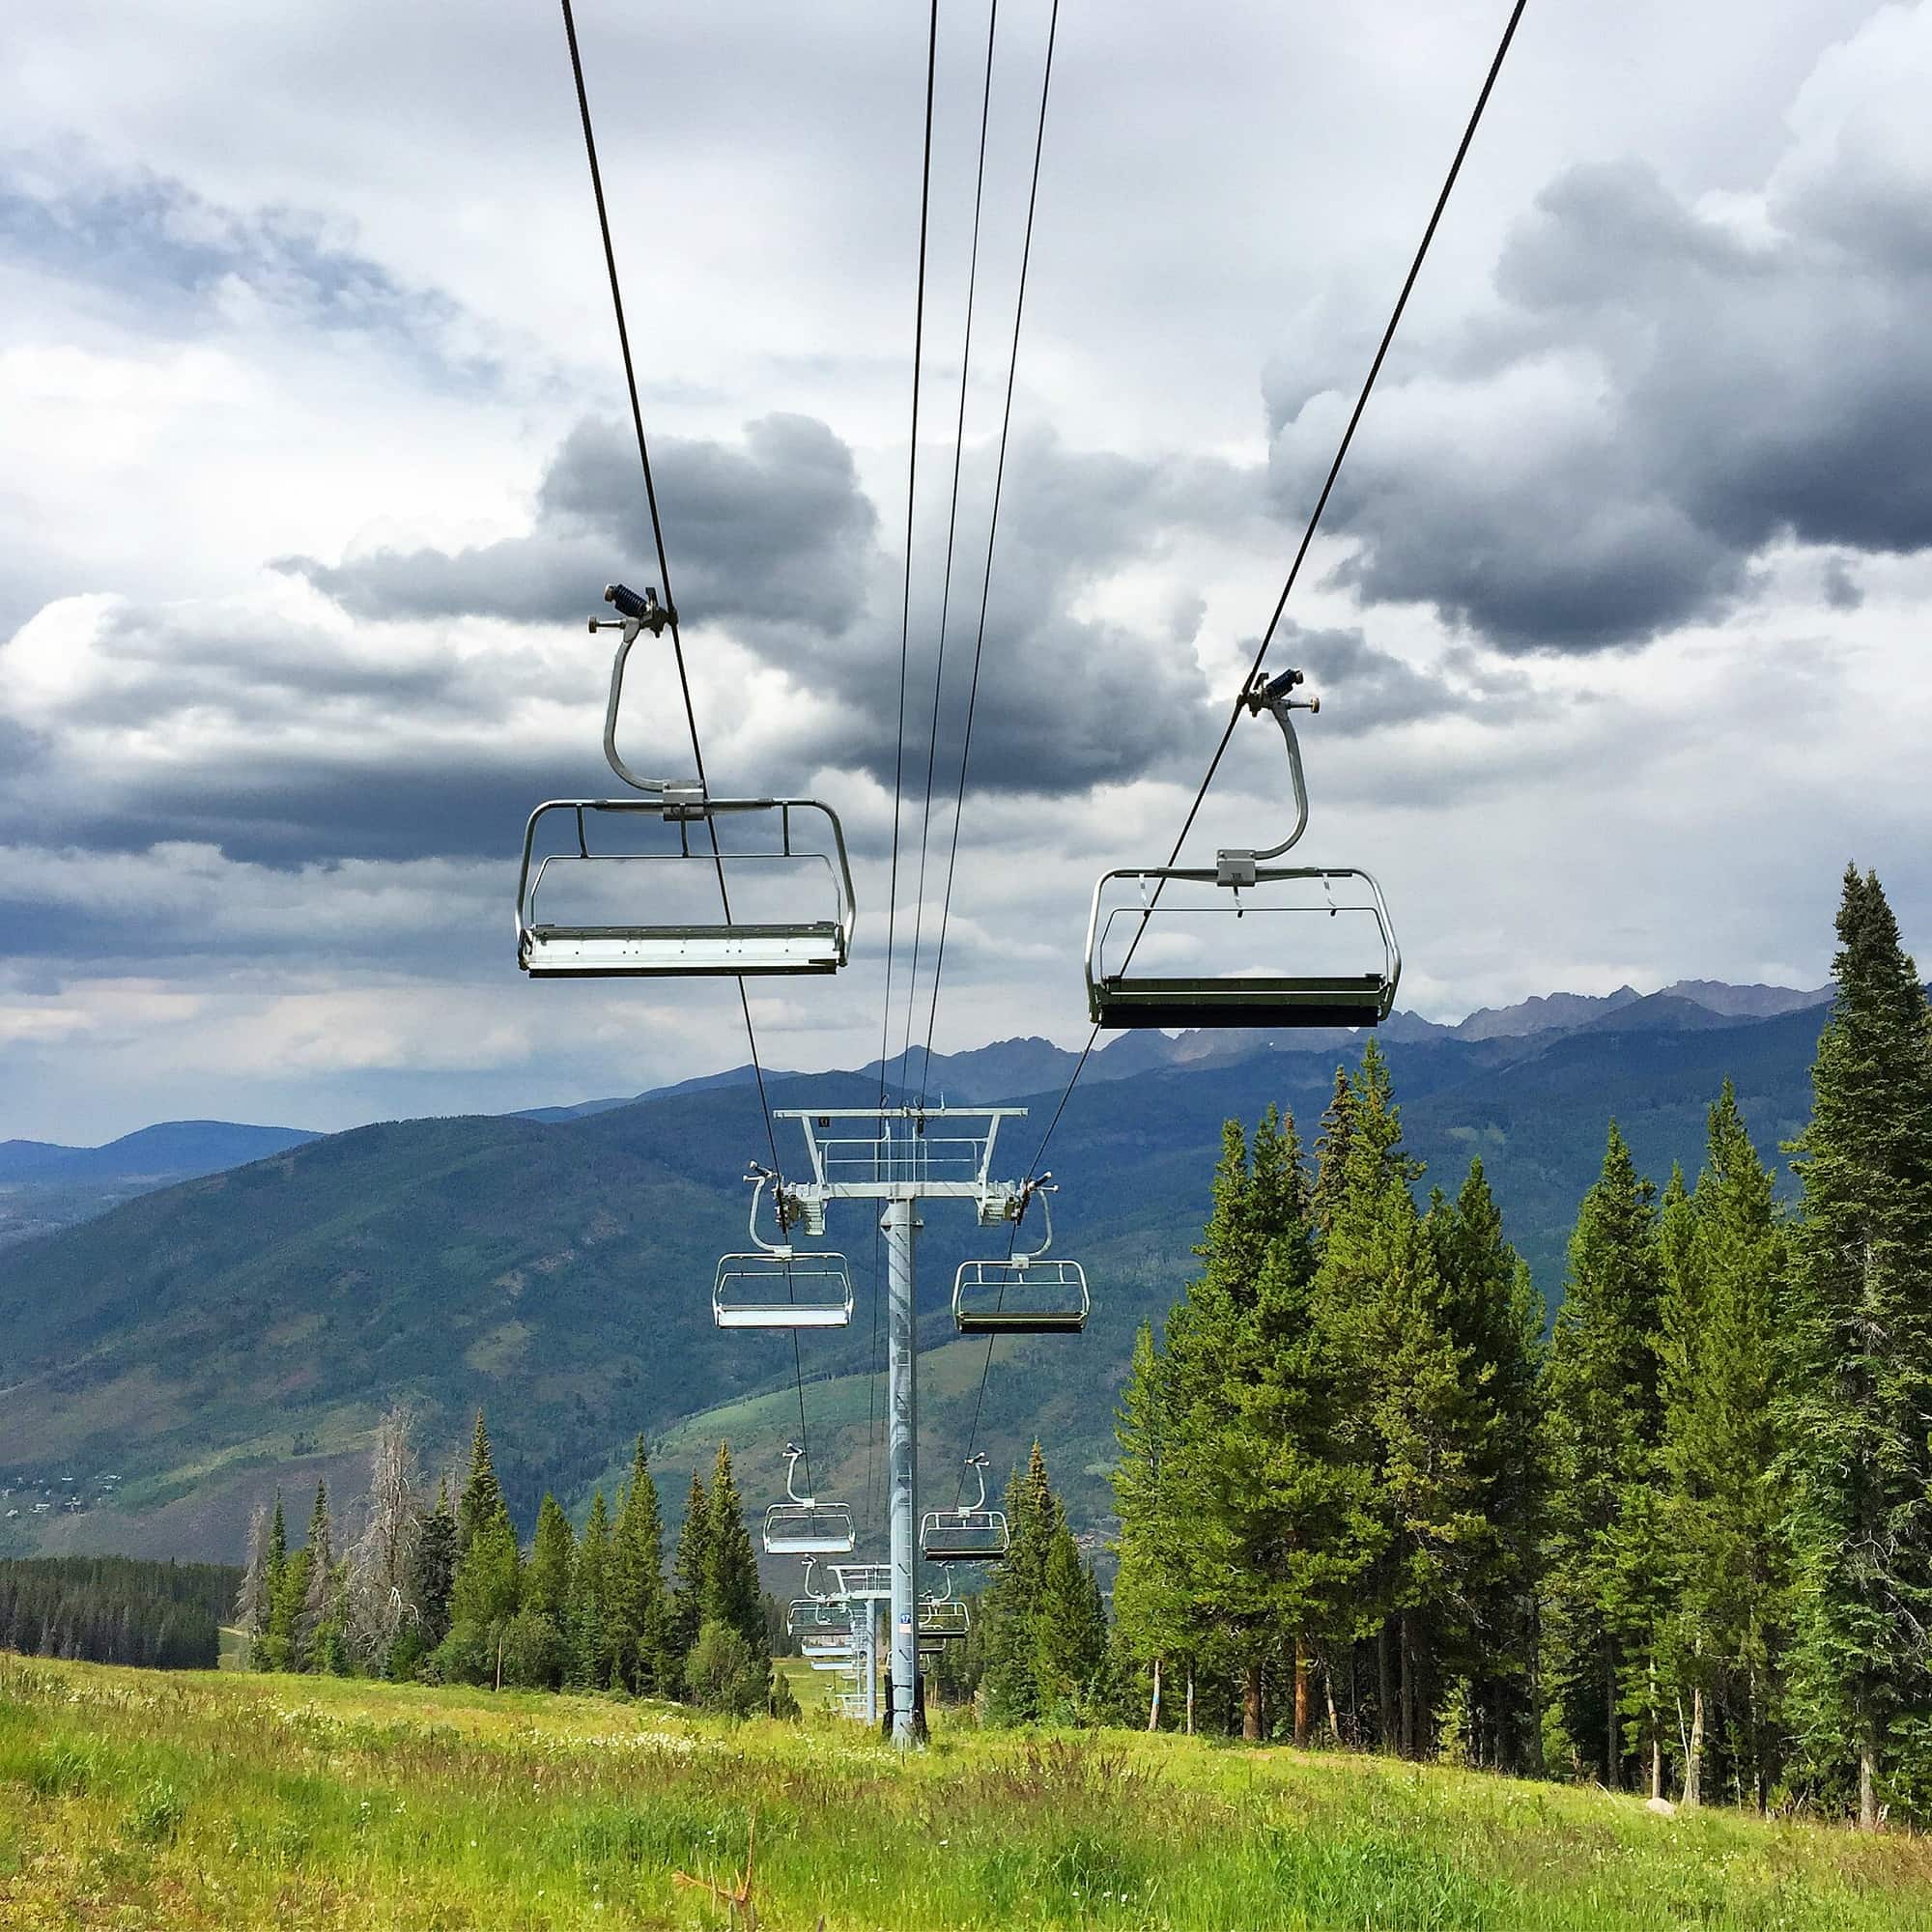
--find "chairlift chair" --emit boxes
[1084,668,1401,1029]
[918,1569,971,1641]
[828,1562,893,1601]
[762,1444,856,1555]
[713,1171,853,1329]
[919,1455,1009,1563]
[952,1183,1089,1335]
[515,583,856,979]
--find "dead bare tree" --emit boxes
[346,1405,424,1666]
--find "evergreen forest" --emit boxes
[0,1555,235,1669]
[217,865,1932,1832]
[1112,866,1932,1829]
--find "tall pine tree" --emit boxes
[609,1437,671,1693]
[1544,1121,1662,1788]
[457,1410,508,1556]
[1656,1087,1789,1808]
[1778,867,1932,1827]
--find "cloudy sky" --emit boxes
[4,0,1930,1144]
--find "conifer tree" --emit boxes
[1311,1065,1357,1236]
[608,1437,670,1693]
[1656,1090,1790,1808]
[981,1444,1062,1725]
[1034,1520,1109,1717]
[569,1490,612,1690]
[1426,1158,1548,1772]
[527,1494,576,1625]
[449,1514,523,1690]
[298,1479,340,1673]
[1544,1121,1662,1787]
[255,1492,291,1670]
[669,1470,712,1664]
[1778,867,1932,1828]
[1112,1323,1194,1728]
[457,1410,508,1555]
[411,1477,458,1652]
[702,1444,765,1659]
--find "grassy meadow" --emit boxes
[4,1655,1932,1930]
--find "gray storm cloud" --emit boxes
[1267,134,1932,651]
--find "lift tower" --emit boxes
[747,1105,1032,1746]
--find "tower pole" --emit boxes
[884,1193,921,1747]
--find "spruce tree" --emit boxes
[981,1444,1061,1724]
[1034,1522,1108,1717]
[449,1515,523,1690]
[457,1410,508,1555]
[569,1490,612,1691]
[1778,867,1932,1827]
[255,1492,289,1669]
[527,1494,576,1625]
[609,1437,670,1693]
[1112,1323,1194,1728]
[1426,1158,1548,1773]
[702,1444,765,1658]
[1657,1089,1790,1808]
[1311,1065,1357,1236]
[411,1477,459,1652]
[298,1479,338,1673]
[669,1470,713,1666]
[1544,1121,1662,1788]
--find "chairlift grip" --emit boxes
[594,594,700,796]
[1217,668,1316,879]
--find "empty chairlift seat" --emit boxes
[517,795,855,979]
[952,1258,1090,1333]
[762,1444,856,1555]
[713,1251,853,1329]
[953,1184,1089,1333]
[920,1456,1009,1563]
[1083,668,1401,1030]
[918,1598,971,1642]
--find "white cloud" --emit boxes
[3,0,1931,1142]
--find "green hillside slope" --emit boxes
[0,1009,1824,1563]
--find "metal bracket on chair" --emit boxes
[589,582,693,794]
[1217,667,1319,875]
[589,582,677,639]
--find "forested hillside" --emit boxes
[0,1555,235,1668]
[0,993,1826,1564]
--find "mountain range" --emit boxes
[0,979,1832,1573]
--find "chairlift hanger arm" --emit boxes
[1218,668,1318,881]
[587,582,695,797]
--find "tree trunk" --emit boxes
[1323,1654,1344,1747]
[1684,1686,1704,1807]
[1603,1645,1619,1789]
[1184,1671,1195,1737]
[1148,1655,1162,1734]
[1860,1731,1878,1831]
[1378,1625,1395,1754]
[1648,1661,1662,1801]
[1293,1636,1311,1749]
[1242,1659,1264,1743]
[1406,1623,1422,1762]
[495,1630,504,1694]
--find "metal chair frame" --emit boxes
[713,1175,853,1329]
[920,1455,1009,1563]
[515,585,855,980]
[952,1187,1089,1335]
[762,1445,856,1555]
[1082,668,1401,1029]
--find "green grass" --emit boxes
[4,1655,1931,1929]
